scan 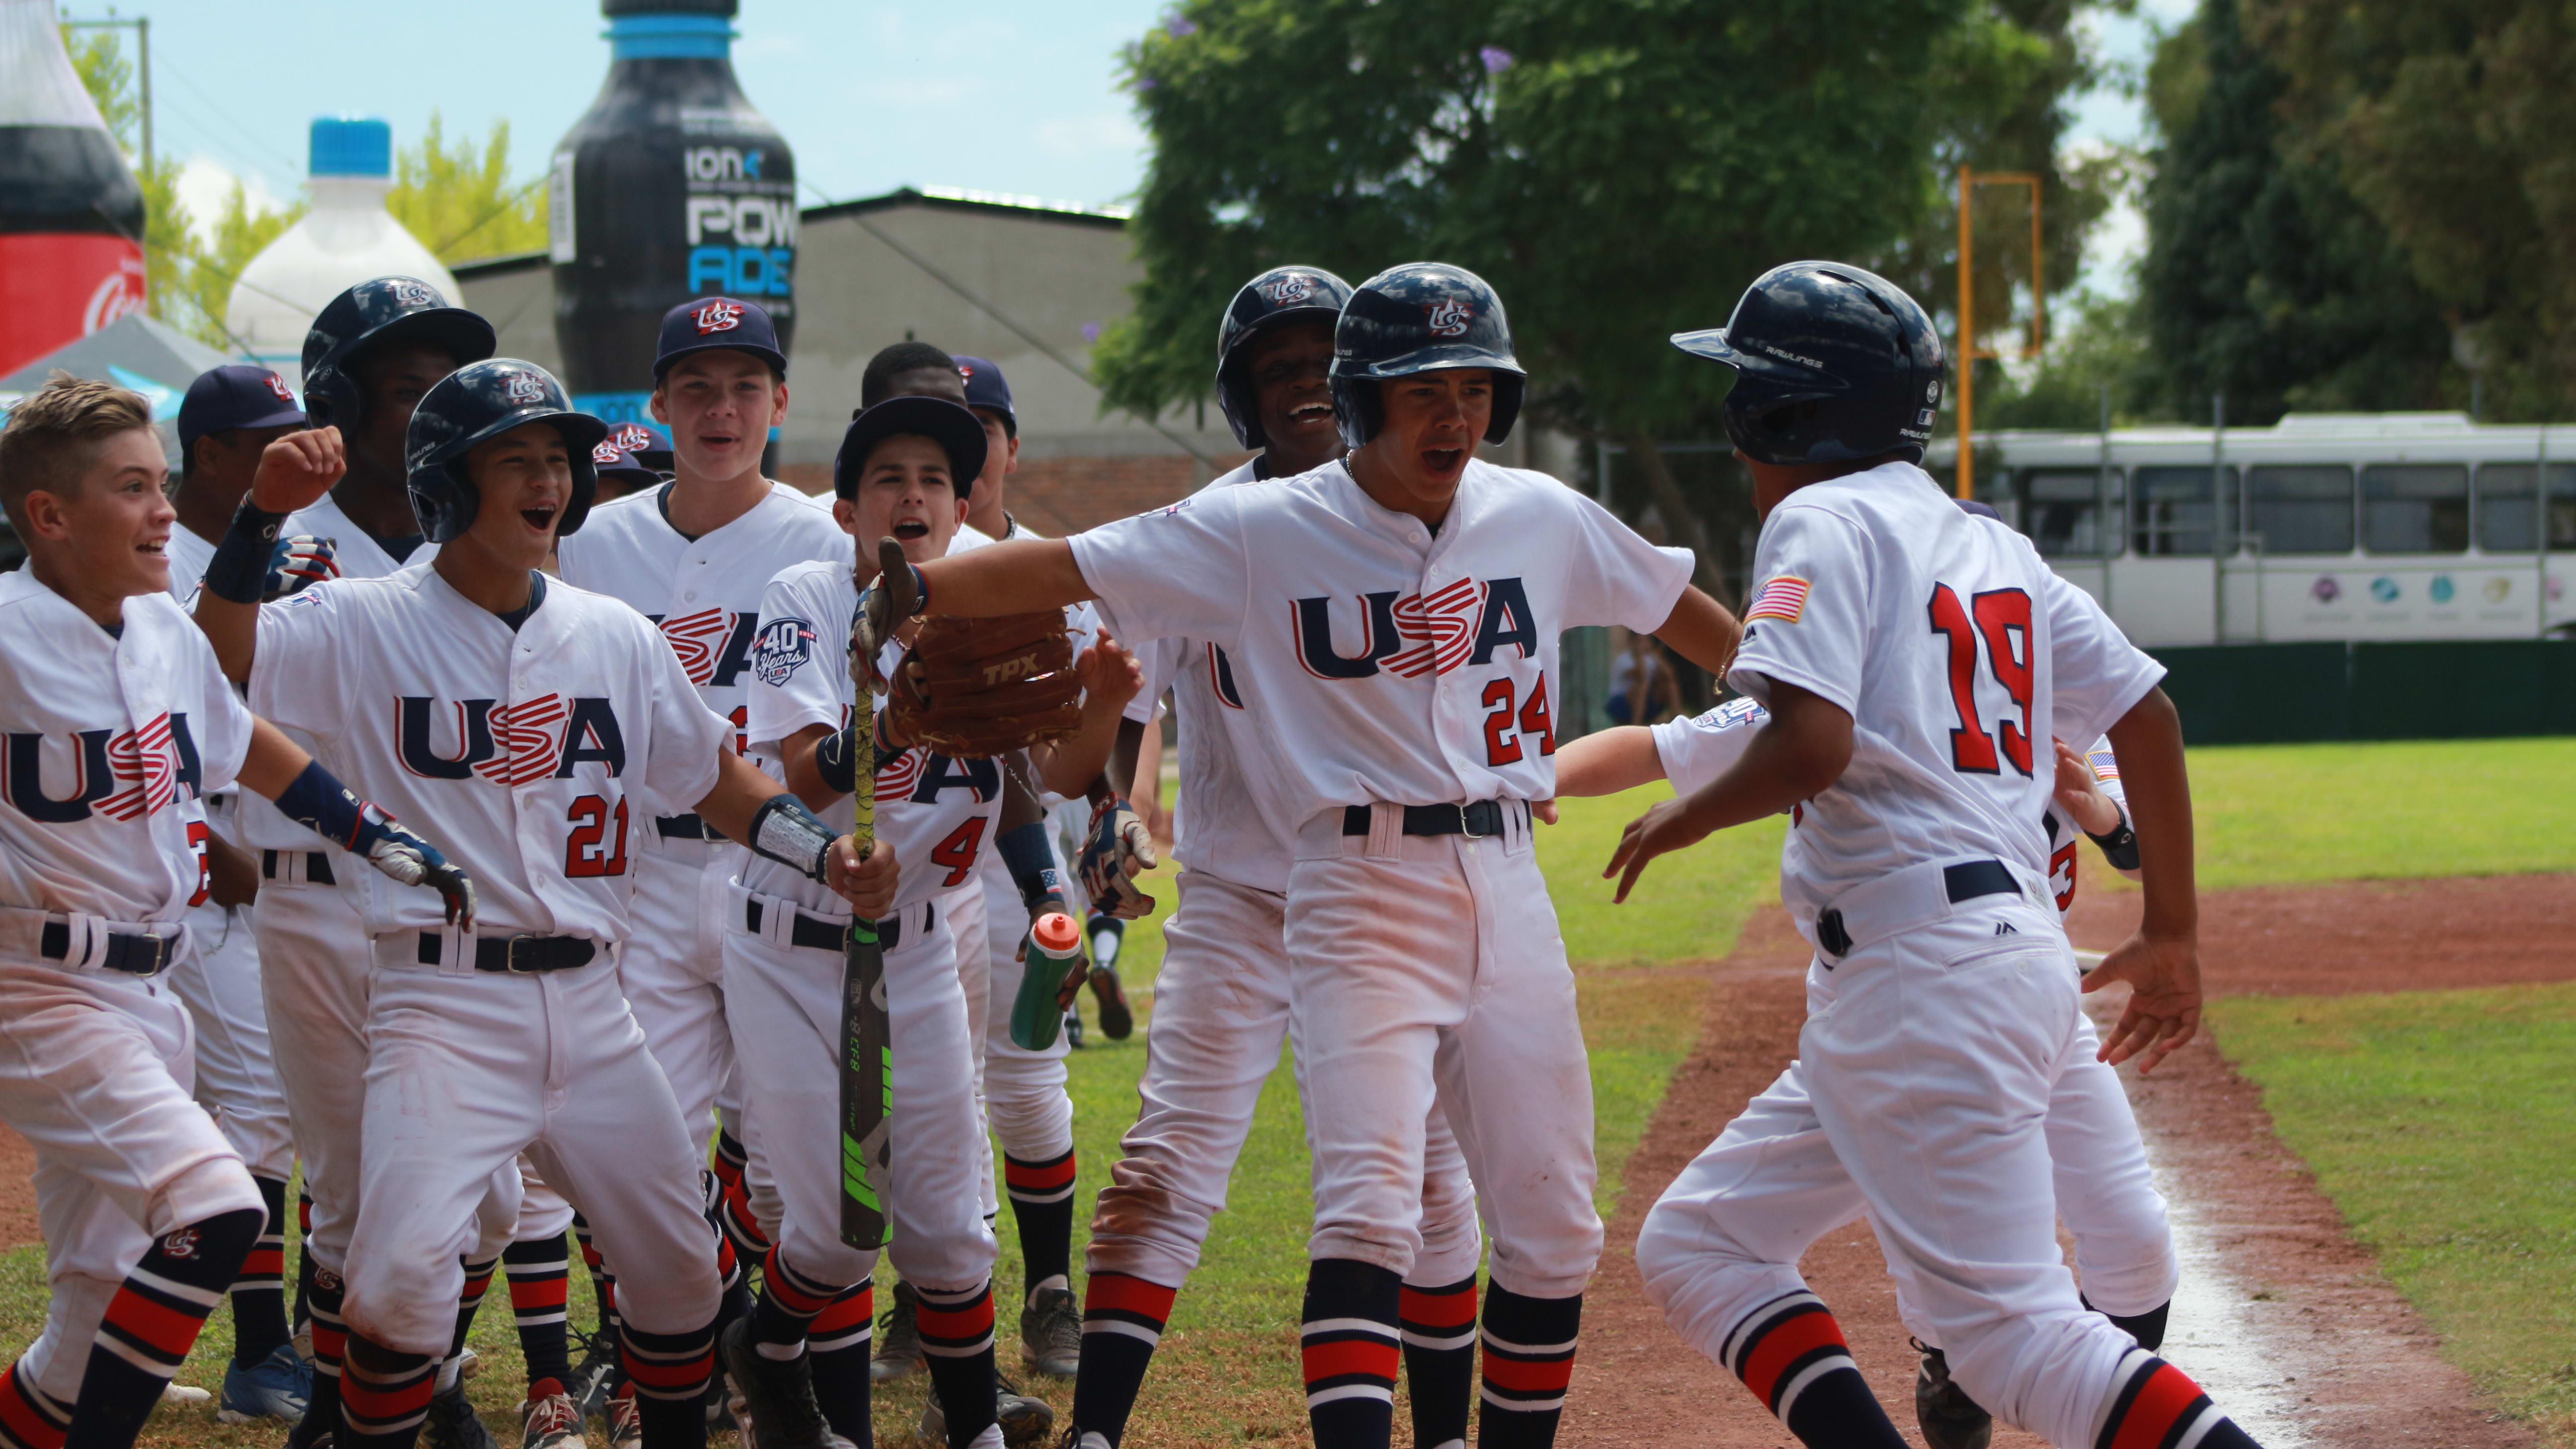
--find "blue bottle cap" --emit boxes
[310,117,392,178]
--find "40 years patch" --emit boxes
[749,616,816,686]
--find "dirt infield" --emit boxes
[1563,873,2576,1449]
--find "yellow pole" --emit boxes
[1956,165,1974,500]
[2029,176,2044,354]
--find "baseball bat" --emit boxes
[838,538,914,1250]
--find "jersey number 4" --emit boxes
[1928,584,2033,776]
[1481,672,1556,767]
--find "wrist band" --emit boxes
[2085,820,2140,872]
[204,499,290,606]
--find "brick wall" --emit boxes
[773,451,1254,537]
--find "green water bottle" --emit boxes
[1010,912,1084,1050]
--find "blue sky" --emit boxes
[110,0,2189,291]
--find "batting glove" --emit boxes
[352,804,478,928]
[1079,796,1158,919]
[264,533,339,600]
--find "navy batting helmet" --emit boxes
[300,277,496,430]
[1215,266,1352,449]
[1672,261,1944,467]
[403,360,607,544]
[1328,263,1525,449]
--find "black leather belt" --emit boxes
[416,933,597,973]
[260,849,336,885]
[40,921,175,975]
[744,898,911,953]
[656,814,712,841]
[1341,801,1512,839]
[1814,859,2020,958]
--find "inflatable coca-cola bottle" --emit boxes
[550,0,798,426]
[0,0,147,378]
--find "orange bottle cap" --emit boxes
[1033,912,1081,954]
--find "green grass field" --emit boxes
[27,734,2576,1445]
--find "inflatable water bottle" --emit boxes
[550,0,799,427]
[0,0,148,378]
[226,117,461,386]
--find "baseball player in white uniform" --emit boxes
[864,263,1742,1449]
[853,349,1101,1391]
[191,359,891,1449]
[165,364,319,1425]
[722,394,1135,1449]
[1065,268,1487,1449]
[0,376,472,1449]
[555,296,845,1327]
[1617,262,2264,1449]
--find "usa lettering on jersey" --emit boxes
[1291,576,1539,681]
[395,697,629,784]
[4,712,204,824]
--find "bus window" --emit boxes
[2473,462,2576,551]
[2247,465,2354,554]
[2018,469,2121,557]
[2360,464,2468,553]
[2132,466,2236,555]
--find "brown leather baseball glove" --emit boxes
[887,612,1085,757]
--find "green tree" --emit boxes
[389,113,547,264]
[2245,0,2576,418]
[1093,0,2113,599]
[2133,0,2448,423]
[61,25,195,338]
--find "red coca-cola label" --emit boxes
[0,235,147,378]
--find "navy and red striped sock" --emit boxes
[1068,1271,1177,1447]
[440,1254,496,1389]
[2082,1292,2173,1353]
[1004,1148,1077,1292]
[2095,1349,2263,1449]
[1300,1258,1402,1449]
[66,1206,260,1449]
[1398,1275,1477,1449]
[303,1265,348,1440]
[1476,1284,1579,1449]
[1719,1290,1907,1449]
[917,1280,999,1449]
[807,1283,873,1446]
[0,1357,71,1449]
[749,1247,840,1350]
[571,1213,620,1343]
[503,1234,574,1389]
[338,1335,435,1449]
[231,1174,293,1368]
[710,1132,773,1267]
[620,1318,715,1449]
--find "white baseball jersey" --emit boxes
[1068,459,1693,823]
[0,571,250,923]
[1725,463,2163,924]
[164,526,216,602]
[741,558,1004,916]
[2043,737,2127,914]
[1121,460,1305,893]
[236,491,439,859]
[248,565,729,939]
[555,480,849,768]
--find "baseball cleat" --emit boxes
[566,1324,621,1420]
[517,1379,586,1449]
[871,1280,925,1382]
[1087,964,1132,1041]
[719,1319,847,1449]
[1020,1285,1082,1378]
[917,1367,1053,1448]
[455,1347,482,1381]
[218,1344,312,1423]
[1064,1007,1086,1049]
[1913,1339,1993,1449]
[602,1385,641,1449]
[422,1381,502,1449]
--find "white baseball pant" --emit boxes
[1287,805,1602,1299]
[172,900,295,1179]
[618,842,741,1152]
[251,873,373,1275]
[722,891,998,1292]
[952,858,1077,1175]
[1088,871,1484,1290]
[0,959,263,1404]
[340,937,722,1357]
[1635,889,2165,1449]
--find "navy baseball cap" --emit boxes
[179,365,308,455]
[589,435,662,488]
[954,355,1015,435]
[654,297,787,382]
[834,396,989,501]
[599,419,672,469]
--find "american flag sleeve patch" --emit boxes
[1745,576,1811,623]
[2087,748,2119,781]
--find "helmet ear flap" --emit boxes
[557,456,600,539]
[309,367,366,431]
[1485,374,1525,445]
[1216,369,1266,450]
[411,456,481,544]
[1330,374,1380,450]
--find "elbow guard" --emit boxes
[813,720,864,798]
[993,820,1064,912]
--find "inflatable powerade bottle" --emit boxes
[549,0,797,427]
[0,0,147,378]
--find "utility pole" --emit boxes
[1953,166,2044,499]
[62,14,151,168]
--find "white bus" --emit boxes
[1925,412,2576,648]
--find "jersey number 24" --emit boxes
[1928,584,2033,777]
